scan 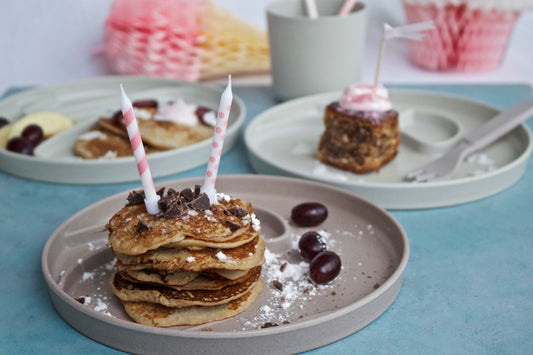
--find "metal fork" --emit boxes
[405,101,533,182]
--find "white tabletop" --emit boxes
[1,0,532,96]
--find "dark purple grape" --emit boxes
[133,99,158,109]
[309,251,341,284]
[298,231,327,261]
[0,117,9,128]
[111,110,124,125]
[21,124,44,147]
[6,137,34,155]
[291,202,328,227]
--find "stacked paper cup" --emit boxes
[402,0,533,72]
[103,0,270,81]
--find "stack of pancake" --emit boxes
[107,186,265,327]
[73,106,214,159]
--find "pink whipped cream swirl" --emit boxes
[339,83,392,112]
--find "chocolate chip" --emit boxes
[136,219,150,233]
[167,188,178,196]
[180,188,194,202]
[126,190,145,205]
[194,184,201,196]
[280,263,287,272]
[189,193,211,210]
[224,220,241,232]
[158,197,171,211]
[75,296,86,304]
[261,322,278,328]
[228,207,248,218]
[272,280,283,291]
[156,187,165,197]
[162,205,182,220]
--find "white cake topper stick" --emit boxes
[201,75,233,204]
[120,84,160,214]
[373,21,434,91]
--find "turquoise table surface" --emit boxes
[1,83,532,354]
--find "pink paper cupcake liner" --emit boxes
[402,1,521,72]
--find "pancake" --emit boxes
[115,235,266,272]
[108,190,258,255]
[73,125,161,159]
[211,269,249,281]
[99,117,214,150]
[123,268,250,286]
[122,266,259,291]
[123,268,199,286]
[122,280,263,327]
[111,266,261,307]
[165,227,257,249]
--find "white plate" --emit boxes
[245,90,533,209]
[0,76,245,184]
[42,175,408,354]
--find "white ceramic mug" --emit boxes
[267,0,366,101]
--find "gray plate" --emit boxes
[42,175,408,355]
[244,90,532,209]
[0,76,245,183]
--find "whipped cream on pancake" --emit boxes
[77,130,108,141]
[339,83,391,112]
[155,99,199,126]
[133,108,153,120]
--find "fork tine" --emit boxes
[405,170,438,182]
[413,171,439,182]
[405,169,424,180]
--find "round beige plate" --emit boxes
[42,175,408,354]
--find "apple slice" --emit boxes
[7,112,76,140]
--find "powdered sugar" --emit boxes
[74,259,116,317]
[242,246,333,329]
[94,298,109,313]
[243,213,261,231]
[466,153,497,176]
[215,192,232,203]
[82,272,94,281]
[215,251,228,261]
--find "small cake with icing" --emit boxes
[317,83,399,173]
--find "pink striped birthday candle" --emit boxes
[120,84,160,214]
[201,75,232,204]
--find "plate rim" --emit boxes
[41,174,409,341]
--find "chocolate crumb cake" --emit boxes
[317,83,399,173]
